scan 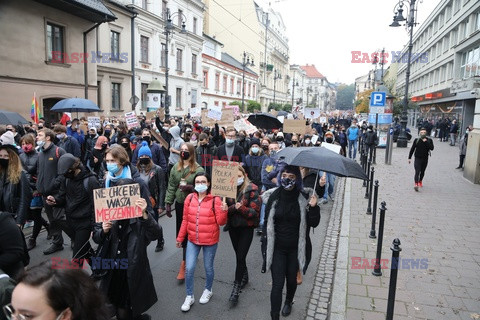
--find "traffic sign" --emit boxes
[370,92,386,107]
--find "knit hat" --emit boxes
[250,137,261,148]
[325,131,334,137]
[138,141,152,158]
[0,131,18,153]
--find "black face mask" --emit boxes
[181,151,190,160]
[63,169,76,179]
[291,141,298,145]
[139,158,150,165]
[143,136,151,143]
[89,134,96,139]
[104,130,111,136]
[261,145,269,151]
[101,144,108,150]
[276,137,284,142]
[239,135,245,141]
[326,138,333,143]
[0,158,9,168]
[121,142,130,149]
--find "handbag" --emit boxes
[30,194,43,209]
[90,233,111,280]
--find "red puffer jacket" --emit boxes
[177,193,227,246]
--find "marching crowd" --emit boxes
[0,113,379,320]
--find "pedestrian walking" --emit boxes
[449,119,458,146]
[261,165,320,319]
[176,172,228,312]
[363,125,378,162]
[244,138,267,191]
[408,128,434,191]
[225,166,261,307]
[457,125,473,169]
[346,120,360,160]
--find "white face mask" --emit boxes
[305,139,311,145]
[237,178,244,186]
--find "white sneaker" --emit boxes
[199,289,213,304]
[181,295,194,312]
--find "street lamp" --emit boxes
[273,69,282,104]
[241,51,255,113]
[291,77,299,109]
[390,0,418,147]
[306,86,313,106]
[163,7,186,121]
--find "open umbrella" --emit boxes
[247,113,282,130]
[0,110,30,125]
[275,146,368,180]
[51,98,101,113]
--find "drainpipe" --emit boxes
[129,7,138,111]
[83,22,103,99]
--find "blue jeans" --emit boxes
[348,140,357,159]
[320,172,336,199]
[259,186,267,228]
[185,241,218,296]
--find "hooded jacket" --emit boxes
[0,170,31,225]
[36,143,66,195]
[131,141,167,171]
[168,126,184,165]
[19,150,39,190]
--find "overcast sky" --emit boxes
[260,0,441,85]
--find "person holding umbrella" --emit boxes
[261,164,320,319]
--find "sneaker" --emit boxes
[24,220,34,228]
[418,181,423,187]
[414,183,419,192]
[320,198,328,205]
[199,289,213,304]
[329,194,335,201]
[181,295,194,312]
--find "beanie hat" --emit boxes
[325,131,334,137]
[138,141,152,158]
[250,137,261,148]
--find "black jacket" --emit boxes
[36,143,66,195]
[19,150,39,190]
[92,175,161,316]
[364,130,378,146]
[215,144,245,163]
[56,136,81,158]
[196,141,217,175]
[0,212,25,278]
[244,154,267,189]
[409,137,434,159]
[302,170,326,199]
[0,171,31,225]
[139,164,166,210]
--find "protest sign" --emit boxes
[304,107,320,119]
[311,134,319,145]
[322,143,341,154]
[94,184,142,223]
[190,107,201,118]
[150,129,169,149]
[125,111,139,129]
[202,109,234,127]
[146,93,161,111]
[283,119,307,134]
[211,160,239,199]
[234,118,257,135]
[207,106,222,121]
[88,117,101,129]
[225,105,240,116]
[277,115,285,124]
[319,117,327,124]
[270,109,278,117]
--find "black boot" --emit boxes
[155,239,164,252]
[229,281,240,307]
[239,269,249,289]
[270,311,280,320]
[281,300,293,316]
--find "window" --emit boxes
[203,70,208,88]
[454,0,460,13]
[176,48,183,71]
[444,35,449,52]
[476,12,480,31]
[193,17,198,34]
[214,101,219,106]
[178,9,183,27]
[161,43,166,67]
[445,5,452,21]
[191,54,197,74]
[162,0,167,13]
[112,83,121,110]
[191,89,197,108]
[97,81,101,107]
[222,102,227,108]
[140,36,148,62]
[141,83,148,109]
[230,78,234,94]
[451,29,457,46]
[236,80,241,94]
[46,22,64,62]
[461,46,480,78]
[176,88,182,110]
[215,73,220,91]
[111,31,120,59]
[253,84,256,98]
[142,0,147,10]
[248,83,251,97]
[223,75,227,92]
[440,65,446,82]
[461,20,468,40]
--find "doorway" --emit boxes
[42,98,62,126]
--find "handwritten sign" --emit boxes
[190,107,201,118]
[125,111,139,129]
[88,117,101,129]
[283,119,307,135]
[94,184,142,222]
[322,143,341,154]
[207,106,222,121]
[225,105,240,116]
[319,117,327,124]
[201,109,234,127]
[211,160,239,199]
[311,134,319,145]
[234,118,257,135]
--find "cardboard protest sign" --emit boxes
[150,129,169,149]
[283,119,307,135]
[201,109,234,127]
[207,106,222,121]
[225,105,240,116]
[146,111,156,120]
[211,160,239,199]
[94,184,142,222]
[125,111,139,129]
[234,118,257,135]
[88,117,101,129]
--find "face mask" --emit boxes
[195,184,208,193]
[64,169,76,179]
[36,140,45,148]
[5,128,12,132]
[420,133,427,138]
[73,125,78,129]
[251,147,259,154]
[270,150,277,156]
[239,135,245,141]
[107,163,120,175]
[181,151,190,160]
[89,134,96,139]
[281,177,296,190]
[139,158,150,165]
[237,178,244,186]
[226,139,235,146]
[22,144,33,153]
[0,158,9,168]
[305,139,311,145]
[101,144,108,150]
[56,133,65,139]
[326,137,333,143]
[276,136,284,142]
[104,130,111,136]
[143,136,151,143]
[292,141,298,145]
[121,142,130,148]
[262,145,269,151]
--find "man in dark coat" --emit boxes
[53,125,81,158]
[408,128,434,191]
[215,127,245,163]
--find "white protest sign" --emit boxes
[190,107,201,118]
[234,118,257,135]
[207,106,222,121]
[322,143,341,154]
[311,134,319,145]
[88,117,101,129]
[277,116,285,124]
[319,117,327,124]
[125,111,139,129]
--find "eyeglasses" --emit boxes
[3,304,66,320]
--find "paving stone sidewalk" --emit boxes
[325,137,480,320]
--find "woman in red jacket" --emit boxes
[176,172,228,312]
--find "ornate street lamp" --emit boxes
[273,69,282,104]
[291,78,299,109]
[390,0,418,147]
[241,51,255,113]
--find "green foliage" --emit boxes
[268,102,283,111]
[336,83,355,110]
[282,104,292,112]
[229,101,241,106]
[247,100,261,113]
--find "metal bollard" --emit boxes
[372,201,387,276]
[369,180,379,238]
[364,161,371,199]
[386,238,402,320]
[372,143,377,164]
[366,167,375,214]
[362,151,367,187]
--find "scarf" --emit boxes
[105,165,132,188]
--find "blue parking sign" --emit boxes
[370,92,386,107]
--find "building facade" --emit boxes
[300,64,333,112]
[288,65,307,113]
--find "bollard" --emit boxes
[364,161,371,199]
[362,151,367,187]
[366,167,375,214]
[372,201,387,276]
[386,238,402,320]
[372,142,377,165]
[369,180,379,238]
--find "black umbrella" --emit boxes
[0,110,29,125]
[247,113,282,130]
[275,146,368,180]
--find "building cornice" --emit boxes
[202,54,258,79]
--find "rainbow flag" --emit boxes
[30,93,41,124]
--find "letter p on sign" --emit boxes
[370,92,386,107]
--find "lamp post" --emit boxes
[306,86,312,106]
[291,77,298,108]
[390,0,417,147]
[163,7,186,121]
[241,51,255,113]
[273,69,282,105]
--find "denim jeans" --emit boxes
[259,186,267,228]
[348,140,357,159]
[320,172,336,199]
[185,241,218,296]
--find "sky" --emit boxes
[259,0,442,85]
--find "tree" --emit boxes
[336,83,356,110]
[247,100,261,113]
[268,102,283,111]
[282,103,292,112]
[229,101,241,106]
[354,89,373,114]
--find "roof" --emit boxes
[34,0,116,23]
[300,64,325,79]
[221,52,257,76]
